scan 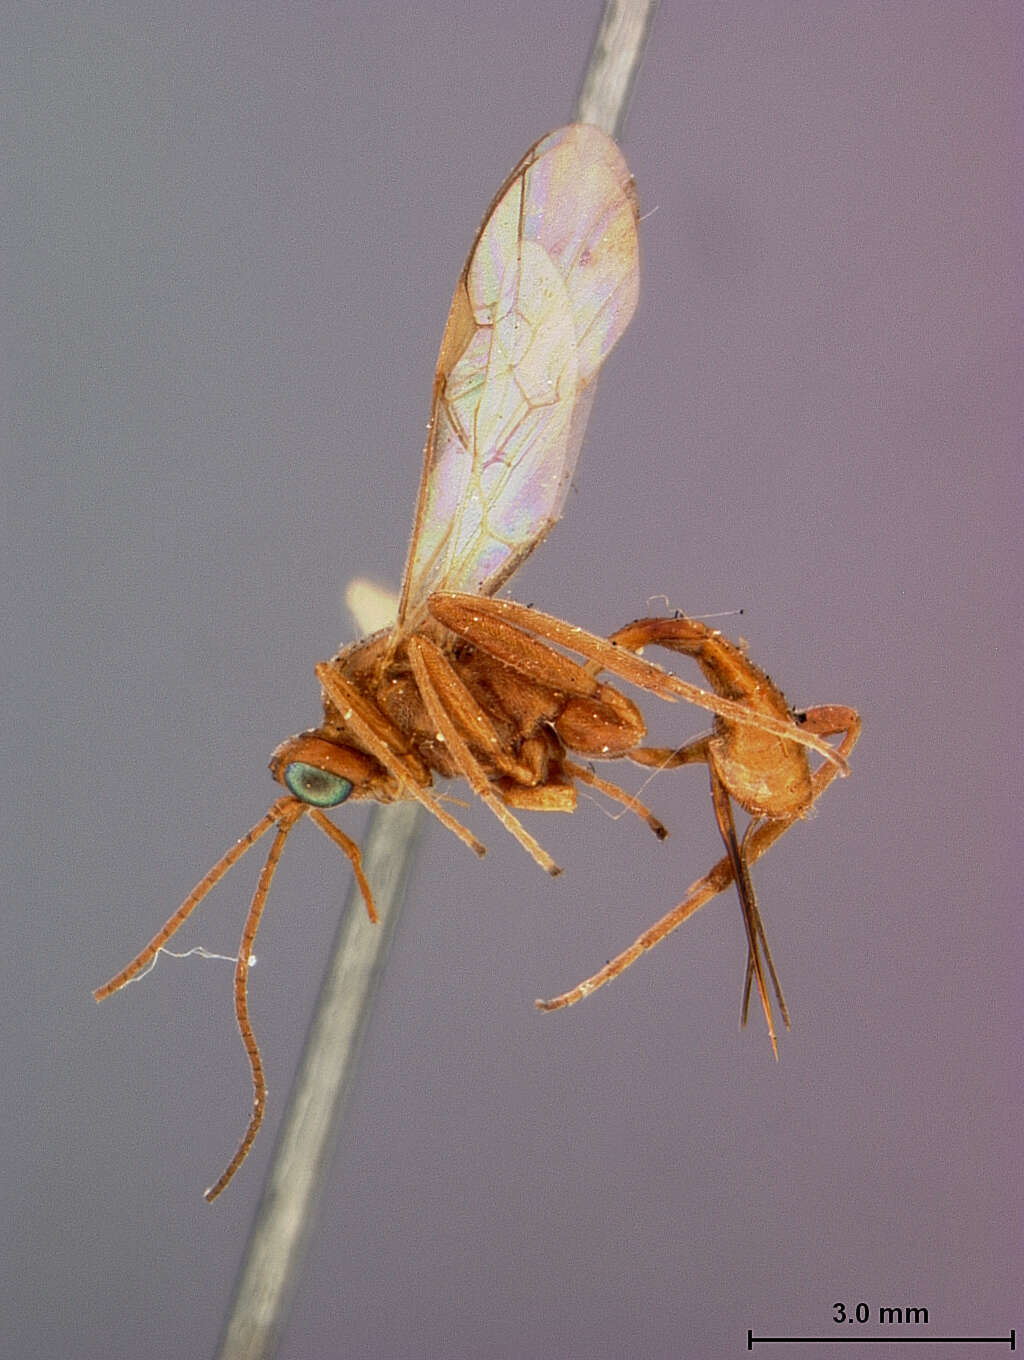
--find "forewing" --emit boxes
[396,124,640,632]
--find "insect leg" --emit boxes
[306,809,379,923]
[536,708,860,1014]
[406,635,561,876]
[315,661,488,859]
[430,594,847,773]
[562,758,667,839]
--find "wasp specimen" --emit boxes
[96,126,858,1200]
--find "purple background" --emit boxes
[4,4,1019,1357]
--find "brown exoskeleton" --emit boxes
[532,614,860,1043]
[95,125,858,1200]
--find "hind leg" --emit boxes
[536,705,860,1050]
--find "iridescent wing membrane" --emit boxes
[396,124,640,634]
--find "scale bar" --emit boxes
[748,1330,1015,1349]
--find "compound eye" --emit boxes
[283,762,353,808]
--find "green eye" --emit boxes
[283,762,353,808]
